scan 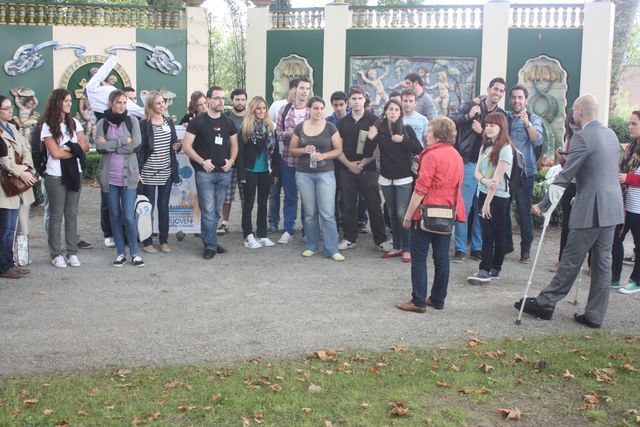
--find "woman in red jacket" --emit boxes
[396,117,465,312]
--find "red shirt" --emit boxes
[412,143,466,222]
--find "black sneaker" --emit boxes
[514,297,553,320]
[203,249,216,259]
[216,223,229,235]
[113,254,127,267]
[469,250,482,261]
[489,268,500,279]
[623,255,635,265]
[358,223,368,234]
[216,245,227,254]
[467,270,491,285]
[131,256,145,267]
[452,251,465,263]
[77,240,93,249]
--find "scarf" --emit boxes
[103,109,128,126]
[248,122,275,153]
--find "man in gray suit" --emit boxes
[514,94,624,328]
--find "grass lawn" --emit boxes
[1,333,639,426]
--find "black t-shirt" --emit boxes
[186,113,236,172]
[336,111,379,172]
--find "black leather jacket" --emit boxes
[450,100,506,163]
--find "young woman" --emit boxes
[138,91,180,254]
[396,117,465,313]
[179,91,207,126]
[467,112,513,285]
[41,89,90,268]
[363,99,422,263]
[289,96,344,261]
[613,110,640,294]
[237,96,280,248]
[0,95,36,278]
[95,90,144,267]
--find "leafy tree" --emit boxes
[209,0,247,92]
[270,0,291,11]
[610,0,640,113]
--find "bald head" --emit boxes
[572,94,598,127]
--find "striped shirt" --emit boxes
[141,120,172,185]
[627,166,640,214]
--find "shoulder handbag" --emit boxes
[419,170,461,235]
[1,149,34,198]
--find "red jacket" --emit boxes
[412,143,466,222]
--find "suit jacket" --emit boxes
[539,120,624,229]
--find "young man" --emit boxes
[275,77,310,244]
[336,86,387,251]
[218,88,247,235]
[182,86,238,259]
[404,73,437,120]
[450,77,507,263]
[123,86,137,103]
[505,85,543,264]
[401,89,429,147]
[326,91,348,125]
[268,78,299,233]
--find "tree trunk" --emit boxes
[610,0,640,114]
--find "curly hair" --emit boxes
[43,88,75,142]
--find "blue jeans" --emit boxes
[142,178,172,246]
[295,171,339,256]
[195,171,230,251]
[455,162,482,253]
[267,176,282,229]
[505,174,535,253]
[280,160,299,235]
[410,225,451,308]
[381,183,412,252]
[0,208,19,274]
[106,186,138,257]
[101,190,113,238]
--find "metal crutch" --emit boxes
[516,185,565,325]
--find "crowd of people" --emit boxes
[0,64,637,328]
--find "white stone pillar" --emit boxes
[186,6,210,97]
[322,3,350,101]
[580,1,615,122]
[246,6,271,98]
[480,1,509,107]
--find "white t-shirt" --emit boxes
[269,99,287,123]
[41,118,84,177]
[292,105,307,125]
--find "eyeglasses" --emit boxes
[0,106,13,111]
[209,97,225,101]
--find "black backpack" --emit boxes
[102,116,133,136]
[506,145,527,194]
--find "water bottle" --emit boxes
[309,145,317,169]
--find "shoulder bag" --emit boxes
[1,149,34,197]
[419,168,461,235]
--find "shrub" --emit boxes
[609,115,632,145]
[83,152,100,180]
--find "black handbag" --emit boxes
[419,176,461,235]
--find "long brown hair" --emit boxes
[187,91,206,116]
[43,88,75,142]
[375,99,404,136]
[482,112,512,166]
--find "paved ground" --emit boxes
[1,185,638,376]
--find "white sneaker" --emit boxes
[244,234,263,249]
[104,237,116,248]
[257,237,275,247]
[278,231,293,244]
[51,255,67,268]
[338,239,358,250]
[377,240,394,253]
[66,254,81,267]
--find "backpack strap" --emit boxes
[281,102,293,131]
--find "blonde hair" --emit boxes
[241,96,274,142]
[430,116,457,145]
[143,91,164,120]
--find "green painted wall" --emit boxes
[346,29,483,94]
[135,29,187,120]
[266,30,324,104]
[507,28,582,110]
[0,26,53,118]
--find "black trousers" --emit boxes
[242,170,271,239]
[337,168,386,245]
[478,191,509,273]
[612,211,640,283]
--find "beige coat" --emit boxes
[0,123,35,209]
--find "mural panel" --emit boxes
[350,56,477,116]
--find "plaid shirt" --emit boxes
[277,103,309,168]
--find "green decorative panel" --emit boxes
[135,29,187,121]
[346,29,483,95]
[0,26,53,118]
[507,28,582,110]
[266,30,324,104]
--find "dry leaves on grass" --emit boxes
[563,370,575,379]
[32,291,47,296]
[42,408,54,416]
[484,350,505,358]
[76,410,88,416]
[301,407,312,413]
[314,349,337,361]
[23,398,39,405]
[467,338,486,347]
[269,384,282,393]
[497,407,522,420]
[308,384,322,393]
[458,387,470,394]
[55,421,69,427]
[580,391,601,410]
[478,386,492,394]
[113,368,131,379]
[164,380,190,390]
[391,344,407,353]
[622,364,637,372]
[211,393,222,402]
[177,405,197,412]
[480,364,495,373]
[589,368,614,383]
[388,401,408,416]
[360,403,369,409]
[436,380,450,388]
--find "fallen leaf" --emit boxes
[449,364,460,372]
[211,393,222,402]
[9,408,21,416]
[478,386,492,394]
[589,369,614,383]
[131,417,146,425]
[563,370,575,379]
[515,378,524,385]
[388,401,408,416]
[436,380,450,388]
[77,410,88,416]
[636,414,640,425]
[458,387,470,394]
[42,408,54,416]
[584,392,600,405]
[33,291,47,296]
[253,411,264,422]
[308,384,322,393]
[360,402,369,408]
[622,364,637,372]
[23,398,39,405]
[148,412,160,420]
[177,405,196,411]
[548,374,556,379]
[325,421,333,427]
[480,364,495,373]
[270,384,282,393]
[113,368,131,378]
[242,416,250,427]
[570,348,582,353]
[370,366,378,375]
[628,409,638,415]
[315,349,337,360]
[467,338,486,347]
[55,421,69,427]
[301,407,312,413]
[391,344,407,353]
[513,354,525,363]
[497,407,522,420]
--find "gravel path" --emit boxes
[1,185,638,376]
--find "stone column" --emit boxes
[322,3,350,101]
[246,6,271,98]
[580,1,615,122]
[186,6,209,98]
[480,1,509,107]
